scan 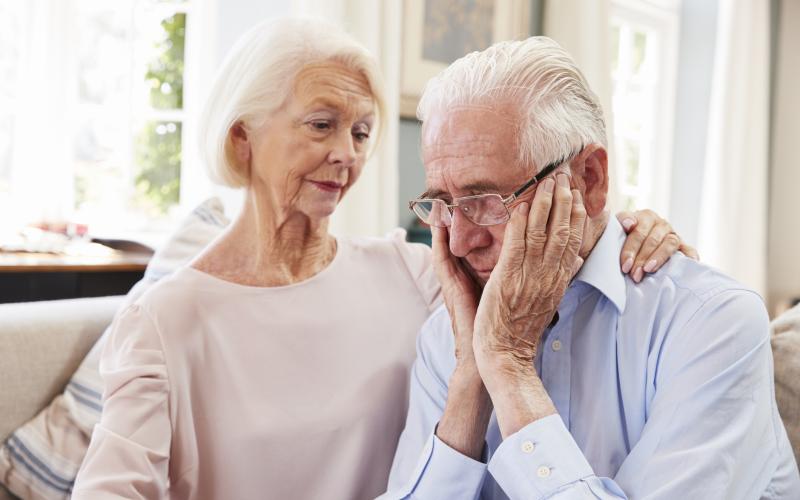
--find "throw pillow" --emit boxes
[771,303,800,466]
[0,198,229,499]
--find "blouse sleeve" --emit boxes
[390,229,442,313]
[72,304,171,500]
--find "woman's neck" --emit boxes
[193,190,337,287]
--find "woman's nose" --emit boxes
[327,129,357,167]
[448,209,492,258]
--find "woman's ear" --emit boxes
[575,144,608,217]
[229,121,252,174]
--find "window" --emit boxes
[0,1,21,201]
[610,0,680,214]
[74,0,189,233]
[0,0,194,238]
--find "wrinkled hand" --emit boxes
[431,224,482,368]
[473,174,586,377]
[617,209,700,283]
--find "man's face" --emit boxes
[421,105,536,285]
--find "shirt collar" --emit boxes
[573,216,628,313]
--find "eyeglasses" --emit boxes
[408,151,576,228]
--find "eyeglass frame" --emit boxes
[408,148,580,227]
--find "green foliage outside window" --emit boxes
[134,12,185,214]
[135,121,182,214]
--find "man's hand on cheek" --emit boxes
[430,224,482,369]
[472,173,586,393]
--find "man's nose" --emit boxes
[448,209,492,258]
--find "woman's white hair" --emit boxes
[417,36,606,171]
[198,17,386,187]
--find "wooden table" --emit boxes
[0,251,151,303]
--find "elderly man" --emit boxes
[383,37,800,499]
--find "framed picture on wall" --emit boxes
[400,0,531,119]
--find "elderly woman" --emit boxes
[73,18,693,500]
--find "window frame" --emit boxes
[610,0,681,216]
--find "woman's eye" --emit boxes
[309,121,331,131]
[352,126,370,142]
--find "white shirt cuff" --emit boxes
[406,431,488,499]
[488,414,594,499]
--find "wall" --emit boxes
[395,0,544,230]
[180,0,293,219]
[397,120,426,229]
[668,0,718,244]
[768,0,800,309]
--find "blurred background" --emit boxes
[0,0,797,314]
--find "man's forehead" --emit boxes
[422,105,520,151]
[421,105,525,196]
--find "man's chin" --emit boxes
[459,259,493,287]
[468,268,492,287]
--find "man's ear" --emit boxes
[573,144,608,217]
[229,121,252,176]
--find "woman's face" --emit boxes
[234,62,375,221]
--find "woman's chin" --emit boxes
[304,200,340,221]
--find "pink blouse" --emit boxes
[73,231,441,499]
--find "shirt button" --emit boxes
[521,440,535,453]
[537,466,552,478]
[551,340,562,352]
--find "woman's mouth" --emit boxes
[309,180,343,192]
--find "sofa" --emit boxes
[0,296,124,499]
[2,295,799,499]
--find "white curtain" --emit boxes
[4,0,76,230]
[293,0,402,238]
[543,0,620,209]
[698,0,770,295]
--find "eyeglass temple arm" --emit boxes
[510,161,560,199]
[510,146,583,199]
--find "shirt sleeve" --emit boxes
[72,304,171,500]
[390,229,443,313]
[380,307,488,499]
[488,289,792,499]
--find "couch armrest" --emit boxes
[0,295,124,443]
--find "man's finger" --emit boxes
[431,225,449,264]
[526,177,555,252]
[496,201,530,271]
[543,173,573,266]
[560,189,586,271]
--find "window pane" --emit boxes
[74,2,135,215]
[624,140,640,186]
[622,195,636,213]
[146,12,185,110]
[610,25,620,73]
[632,31,647,76]
[134,121,181,215]
[72,2,186,229]
[0,2,21,193]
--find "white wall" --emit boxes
[669,0,718,244]
[768,0,800,310]
[180,0,293,220]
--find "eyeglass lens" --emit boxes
[413,195,510,227]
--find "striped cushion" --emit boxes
[0,198,228,499]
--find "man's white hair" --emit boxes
[417,36,606,171]
[198,17,386,188]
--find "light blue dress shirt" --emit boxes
[382,218,800,499]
